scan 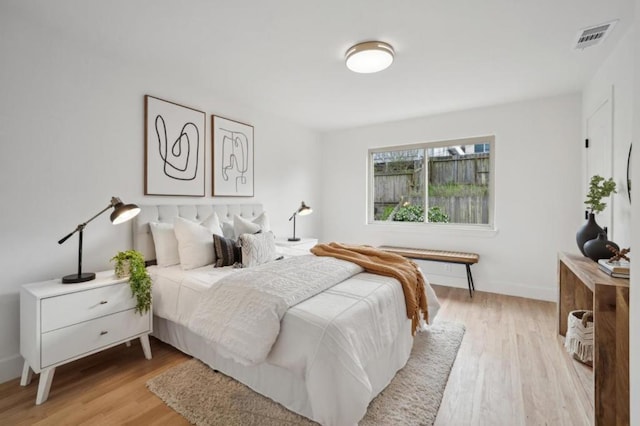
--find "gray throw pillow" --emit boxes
[239,231,276,268]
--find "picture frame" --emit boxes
[144,95,206,196]
[212,115,254,197]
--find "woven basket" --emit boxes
[564,310,593,366]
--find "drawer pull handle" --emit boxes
[99,300,108,305]
[100,331,108,336]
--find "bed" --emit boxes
[133,204,440,425]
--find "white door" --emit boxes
[585,90,613,235]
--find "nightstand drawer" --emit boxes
[41,282,135,332]
[41,308,150,368]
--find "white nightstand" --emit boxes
[275,238,318,256]
[20,271,152,404]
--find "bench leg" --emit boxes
[465,264,475,298]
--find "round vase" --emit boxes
[576,213,605,256]
[583,232,619,262]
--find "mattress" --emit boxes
[149,263,440,425]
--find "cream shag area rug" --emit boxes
[147,320,465,426]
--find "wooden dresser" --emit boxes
[557,252,629,425]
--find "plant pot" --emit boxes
[576,213,605,256]
[115,261,130,279]
[583,232,619,262]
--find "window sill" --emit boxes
[367,221,499,238]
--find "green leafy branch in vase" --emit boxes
[584,175,616,214]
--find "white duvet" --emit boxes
[149,258,440,425]
[189,256,365,365]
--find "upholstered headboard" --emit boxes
[132,204,263,262]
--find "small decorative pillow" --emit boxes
[149,222,180,267]
[213,234,242,267]
[174,217,222,270]
[239,231,276,268]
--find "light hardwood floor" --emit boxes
[434,285,592,426]
[0,286,592,425]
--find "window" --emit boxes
[369,136,494,226]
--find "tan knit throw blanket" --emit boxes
[310,242,429,334]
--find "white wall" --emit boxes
[583,18,638,422]
[320,94,582,301]
[630,0,639,422]
[0,10,322,382]
[583,27,635,247]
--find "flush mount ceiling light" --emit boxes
[345,41,394,73]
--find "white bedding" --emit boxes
[149,263,238,325]
[149,260,440,425]
[189,256,365,365]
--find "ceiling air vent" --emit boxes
[574,20,618,50]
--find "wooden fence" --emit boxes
[428,195,489,223]
[373,153,489,223]
[373,168,424,204]
[429,154,490,186]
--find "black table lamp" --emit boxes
[288,201,312,242]
[58,197,141,284]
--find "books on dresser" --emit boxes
[597,259,630,278]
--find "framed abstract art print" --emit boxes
[144,95,206,196]
[212,115,254,197]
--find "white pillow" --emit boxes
[201,211,224,236]
[253,211,270,232]
[149,222,180,267]
[174,217,221,270]
[221,220,235,240]
[233,211,271,238]
[233,215,261,237]
[239,231,277,268]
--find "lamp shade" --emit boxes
[297,201,313,216]
[110,197,141,224]
[345,41,394,73]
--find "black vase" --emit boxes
[583,232,619,262]
[576,213,605,256]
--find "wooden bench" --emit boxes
[378,246,480,298]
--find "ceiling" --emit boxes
[8,0,635,131]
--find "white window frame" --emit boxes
[367,135,496,230]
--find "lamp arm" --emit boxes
[83,203,114,226]
[57,201,115,245]
[288,212,297,221]
[58,225,83,245]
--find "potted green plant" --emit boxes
[111,250,152,314]
[576,175,617,256]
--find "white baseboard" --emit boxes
[0,354,23,384]
[427,273,556,302]
[480,279,556,302]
